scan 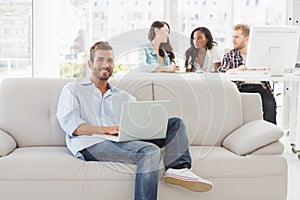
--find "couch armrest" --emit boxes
[250,141,284,155]
[241,93,263,124]
[222,120,283,156]
[0,129,17,156]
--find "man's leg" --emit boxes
[149,117,191,169]
[149,117,213,192]
[81,140,161,200]
[239,83,277,124]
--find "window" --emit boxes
[58,0,164,78]
[178,0,287,54]
[0,0,32,80]
[0,0,288,79]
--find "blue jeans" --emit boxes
[80,117,191,200]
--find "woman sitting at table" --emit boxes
[136,21,180,72]
[185,27,221,73]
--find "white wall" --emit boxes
[287,0,300,62]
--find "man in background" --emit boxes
[218,24,277,124]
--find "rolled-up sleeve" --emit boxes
[56,83,86,137]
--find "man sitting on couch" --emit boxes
[56,41,213,200]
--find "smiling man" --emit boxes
[56,41,213,200]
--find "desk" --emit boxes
[221,72,300,153]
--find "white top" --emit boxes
[193,45,221,73]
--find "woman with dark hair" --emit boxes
[137,21,180,72]
[185,27,221,72]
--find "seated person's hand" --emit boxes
[255,67,270,71]
[164,65,180,72]
[101,126,119,135]
[226,65,247,73]
[153,65,180,72]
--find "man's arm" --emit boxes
[218,51,247,73]
[73,123,119,136]
[57,83,118,137]
[218,52,231,73]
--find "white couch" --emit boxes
[0,73,287,200]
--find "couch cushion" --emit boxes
[0,147,137,181]
[110,73,153,101]
[0,146,286,181]
[0,147,84,180]
[0,146,287,200]
[222,120,284,155]
[152,73,243,146]
[0,129,16,156]
[189,146,287,178]
[0,78,71,147]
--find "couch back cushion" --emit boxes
[0,78,69,147]
[109,74,153,101]
[0,74,243,147]
[152,74,243,146]
[0,78,153,147]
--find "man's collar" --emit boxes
[80,78,116,92]
[80,78,92,85]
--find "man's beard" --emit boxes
[92,68,112,80]
[235,41,246,50]
[99,75,110,80]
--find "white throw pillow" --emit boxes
[222,120,283,156]
[0,129,16,156]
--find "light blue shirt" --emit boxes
[56,78,136,159]
[136,41,173,72]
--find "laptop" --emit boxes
[99,100,171,142]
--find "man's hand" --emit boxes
[226,65,248,73]
[101,126,119,135]
[73,123,119,136]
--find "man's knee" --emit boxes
[142,143,161,156]
[168,117,185,127]
[168,117,182,123]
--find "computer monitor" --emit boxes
[246,25,300,76]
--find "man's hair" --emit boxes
[234,24,250,37]
[89,41,113,62]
